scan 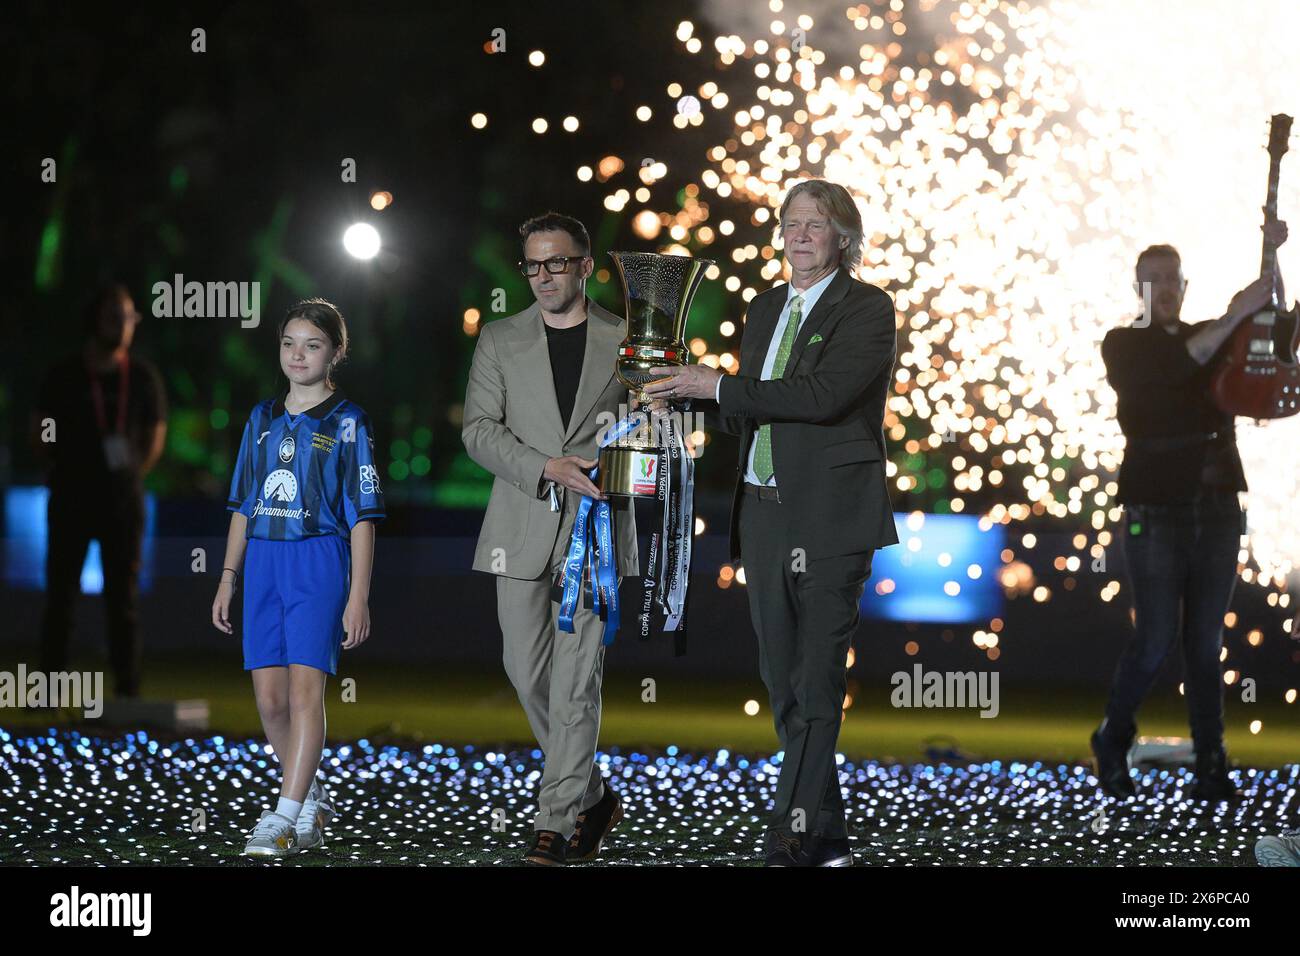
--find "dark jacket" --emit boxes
[698,267,900,561]
[1101,321,1246,504]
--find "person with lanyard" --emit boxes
[462,212,638,866]
[1092,225,1288,803]
[33,283,168,699]
[645,179,901,866]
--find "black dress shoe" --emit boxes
[1090,728,1136,798]
[805,834,854,867]
[568,784,623,861]
[1191,749,1242,803]
[763,829,806,867]
[523,829,568,866]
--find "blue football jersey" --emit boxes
[227,390,386,541]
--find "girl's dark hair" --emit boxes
[278,297,349,388]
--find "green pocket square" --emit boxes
[807,333,824,344]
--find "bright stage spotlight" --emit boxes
[343,222,381,259]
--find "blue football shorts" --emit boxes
[242,535,351,675]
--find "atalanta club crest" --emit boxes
[279,435,295,463]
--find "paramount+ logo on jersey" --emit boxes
[252,468,312,520]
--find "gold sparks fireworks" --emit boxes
[480,0,1300,649]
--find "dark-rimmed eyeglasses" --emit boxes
[519,256,587,277]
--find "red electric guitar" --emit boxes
[1210,113,1300,419]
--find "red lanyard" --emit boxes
[88,353,130,435]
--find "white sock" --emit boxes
[275,797,303,822]
[308,777,323,799]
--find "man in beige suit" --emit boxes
[462,212,638,866]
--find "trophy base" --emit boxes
[599,445,663,498]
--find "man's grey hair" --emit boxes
[777,179,864,270]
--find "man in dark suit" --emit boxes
[645,179,899,866]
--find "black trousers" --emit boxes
[738,489,873,839]
[39,488,145,696]
[1101,492,1242,755]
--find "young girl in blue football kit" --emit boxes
[211,298,384,858]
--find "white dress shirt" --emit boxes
[714,269,838,487]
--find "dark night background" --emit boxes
[0,2,1294,889]
[0,1,1291,698]
[2,0,729,509]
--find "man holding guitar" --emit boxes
[1092,218,1288,803]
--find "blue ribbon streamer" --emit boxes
[557,490,594,635]
[557,413,642,642]
[591,496,619,645]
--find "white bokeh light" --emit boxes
[343,222,381,260]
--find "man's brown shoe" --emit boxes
[523,829,568,866]
[568,785,623,861]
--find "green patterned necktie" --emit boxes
[752,293,805,483]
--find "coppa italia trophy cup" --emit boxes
[556,251,714,655]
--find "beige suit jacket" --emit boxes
[463,297,639,580]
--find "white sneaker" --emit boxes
[243,810,299,858]
[295,780,336,851]
[1255,829,1300,867]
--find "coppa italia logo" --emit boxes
[632,452,658,495]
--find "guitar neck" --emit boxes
[1260,153,1282,286]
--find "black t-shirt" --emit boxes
[36,352,168,497]
[1101,321,1245,504]
[544,319,587,430]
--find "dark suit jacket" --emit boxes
[698,267,900,561]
